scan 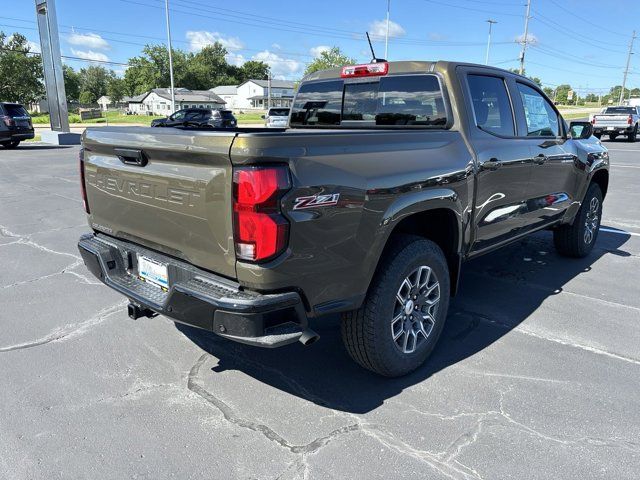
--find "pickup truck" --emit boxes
[77,61,609,377]
[591,105,640,141]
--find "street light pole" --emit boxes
[384,0,390,59]
[519,0,531,75]
[164,0,176,113]
[619,30,636,105]
[485,19,497,65]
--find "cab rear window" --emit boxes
[290,75,448,128]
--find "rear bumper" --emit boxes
[593,126,634,135]
[0,130,34,141]
[77,233,315,347]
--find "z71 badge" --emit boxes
[293,193,340,210]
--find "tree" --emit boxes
[0,32,44,105]
[187,43,239,89]
[124,44,190,94]
[304,47,356,76]
[554,84,572,104]
[79,91,94,105]
[543,86,554,97]
[239,60,269,82]
[63,64,81,103]
[79,65,114,103]
[107,76,126,104]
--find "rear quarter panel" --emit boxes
[230,129,474,315]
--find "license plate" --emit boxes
[137,255,168,290]
[607,127,616,131]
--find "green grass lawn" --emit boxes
[29,111,264,125]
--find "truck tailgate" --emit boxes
[82,127,237,279]
[593,114,631,126]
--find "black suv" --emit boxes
[0,103,34,149]
[151,108,237,129]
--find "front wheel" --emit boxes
[553,183,603,258]
[341,236,450,377]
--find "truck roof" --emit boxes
[301,60,529,83]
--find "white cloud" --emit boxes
[515,33,538,45]
[67,32,110,50]
[368,19,406,39]
[226,52,246,67]
[70,49,110,63]
[271,43,282,50]
[251,50,301,79]
[26,40,41,53]
[186,31,244,52]
[310,45,330,58]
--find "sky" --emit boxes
[2,0,639,94]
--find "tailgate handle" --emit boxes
[114,148,148,166]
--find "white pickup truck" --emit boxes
[591,105,640,142]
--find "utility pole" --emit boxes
[164,0,176,113]
[384,0,390,59]
[267,70,271,110]
[485,19,497,65]
[519,0,531,75]
[619,30,636,105]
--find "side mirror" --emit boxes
[569,121,594,140]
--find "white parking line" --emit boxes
[611,165,640,169]
[607,148,640,152]
[600,227,640,237]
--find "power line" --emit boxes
[546,0,630,39]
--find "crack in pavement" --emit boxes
[456,308,640,367]
[187,353,361,456]
[0,301,127,353]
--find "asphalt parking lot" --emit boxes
[1,141,639,479]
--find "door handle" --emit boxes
[481,158,502,171]
[114,148,148,166]
[533,154,548,165]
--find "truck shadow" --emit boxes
[176,228,631,414]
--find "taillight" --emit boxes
[591,117,596,125]
[341,62,388,78]
[628,115,633,125]
[79,148,90,214]
[233,165,290,262]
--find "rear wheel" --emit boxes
[627,126,637,142]
[1,140,20,149]
[341,235,450,377]
[553,183,603,258]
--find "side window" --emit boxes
[467,74,515,136]
[516,83,559,137]
[171,110,185,121]
[184,111,202,121]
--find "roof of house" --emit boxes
[210,85,238,95]
[124,93,148,103]
[240,79,296,89]
[152,88,225,103]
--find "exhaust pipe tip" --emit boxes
[299,329,320,346]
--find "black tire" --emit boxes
[341,235,450,377]
[627,126,637,142]
[553,183,603,258]
[1,140,20,149]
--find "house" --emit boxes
[97,96,111,111]
[210,85,239,109]
[234,80,296,110]
[126,88,226,115]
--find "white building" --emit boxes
[210,85,239,109]
[126,88,226,115]
[216,80,296,111]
